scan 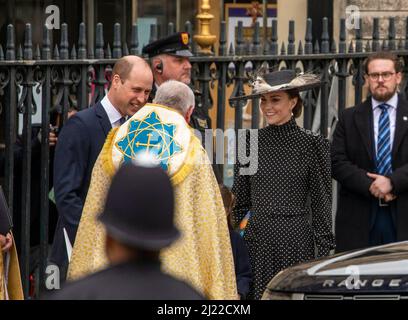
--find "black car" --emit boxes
[262,241,408,300]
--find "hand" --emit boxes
[0,234,5,248]
[384,193,397,202]
[49,131,58,147]
[0,233,13,252]
[367,173,393,198]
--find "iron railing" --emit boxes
[1,16,408,298]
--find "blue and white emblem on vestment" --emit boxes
[115,111,182,172]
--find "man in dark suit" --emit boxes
[49,162,204,300]
[50,56,153,275]
[332,51,408,252]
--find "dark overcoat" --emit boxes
[332,95,408,252]
[48,260,205,300]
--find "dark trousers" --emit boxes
[369,204,396,246]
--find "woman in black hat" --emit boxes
[231,69,335,300]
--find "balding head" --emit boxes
[112,55,151,82]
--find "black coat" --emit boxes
[50,102,111,266]
[149,83,212,133]
[48,259,205,300]
[332,95,408,252]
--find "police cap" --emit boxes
[142,32,193,58]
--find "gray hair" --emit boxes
[153,80,195,115]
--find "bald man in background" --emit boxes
[50,56,153,278]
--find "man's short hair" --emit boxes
[364,51,403,74]
[153,80,195,115]
[112,57,133,81]
[112,56,150,82]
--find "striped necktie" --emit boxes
[376,104,392,175]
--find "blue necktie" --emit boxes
[376,104,392,175]
[119,117,126,125]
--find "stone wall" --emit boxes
[335,0,408,41]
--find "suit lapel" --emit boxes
[354,99,375,163]
[392,96,408,158]
[95,102,112,136]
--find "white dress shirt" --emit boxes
[372,93,398,154]
[101,95,124,128]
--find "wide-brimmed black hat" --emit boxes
[229,69,321,102]
[98,162,180,250]
[142,32,193,58]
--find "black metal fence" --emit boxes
[1,16,408,298]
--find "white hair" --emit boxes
[153,80,195,115]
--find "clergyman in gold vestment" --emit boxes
[67,80,238,299]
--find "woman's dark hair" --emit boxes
[286,88,303,118]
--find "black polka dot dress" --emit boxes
[232,117,335,300]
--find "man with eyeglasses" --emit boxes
[332,51,408,252]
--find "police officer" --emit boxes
[142,32,212,136]
[49,161,205,300]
